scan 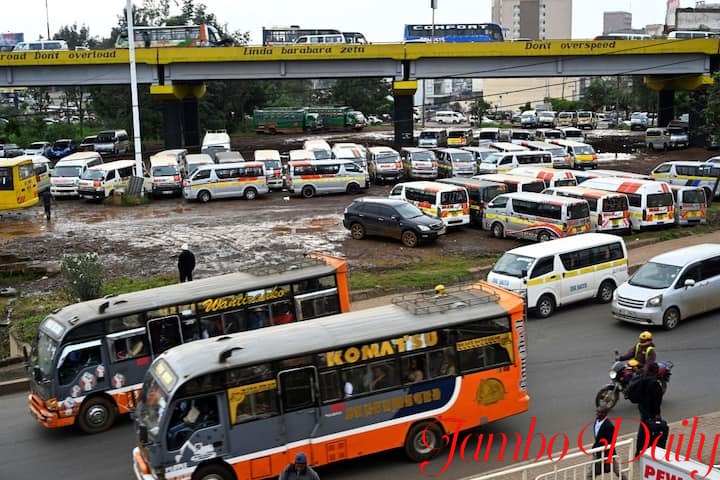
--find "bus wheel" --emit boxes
[198,190,211,203]
[191,463,235,480]
[537,230,552,242]
[301,186,315,198]
[491,222,504,239]
[77,396,116,434]
[405,421,444,462]
[244,187,257,200]
[346,183,361,195]
[535,294,555,319]
[596,280,616,304]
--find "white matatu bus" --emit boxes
[483,191,591,242]
[578,177,675,231]
[508,166,578,188]
[389,180,470,227]
[541,185,631,233]
[488,233,629,318]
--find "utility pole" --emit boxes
[126,0,144,184]
[431,0,437,43]
[45,0,51,39]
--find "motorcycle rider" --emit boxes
[618,331,656,373]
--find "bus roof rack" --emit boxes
[391,283,498,315]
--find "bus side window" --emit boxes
[279,367,316,412]
[58,345,102,385]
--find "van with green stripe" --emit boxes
[488,233,629,318]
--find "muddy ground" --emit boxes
[0,129,713,296]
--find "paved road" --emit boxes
[2,301,718,480]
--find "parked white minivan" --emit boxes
[148,153,184,197]
[612,244,720,329]
[94,130,130,155]
[183,162,268,202]
[50,152,103,197]
[77,160,136,200]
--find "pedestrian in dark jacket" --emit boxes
[278,452,319,480]
[178,244,196,283]
[587,406,627,480]
[40,189,52,221]
[635,362,664,456]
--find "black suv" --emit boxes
[342,197,446,248]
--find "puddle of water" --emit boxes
[0,219,43,240]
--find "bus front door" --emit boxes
[279,367,320,458]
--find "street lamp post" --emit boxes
[430,0,437,43]
[45,0,50,39]
[126,0,144,183]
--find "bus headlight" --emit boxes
[646,295,663,307]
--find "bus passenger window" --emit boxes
[247,307,270,330]
[271,300,294,325]
[200,316,224,338]
[319,370,342,402]
[402,354,426,383]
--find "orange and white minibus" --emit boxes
[578,177,674,231]
[389,180,470,227]
[509,166,578,188]
[27,254,351,434]
[132,282,529,480]
[670,185,707,226]
[541,185,631,233]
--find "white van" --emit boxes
[488,142,529,153]
[418,128,448,148]
[183,162,268,202]
[303,139,333,160]
[389,180,470,227]
[431,111,464,124]
[295,34,345,44]
[508,166,578,188]
[520,140,573,168]
[400,147,438,180]
[77,160,136,200]
[184,153,214,176]
[670,185,707,226]
[94,130,130,155]
[148,154,184,197]
[201,129,231,161]
[13,40,68,51]
[489,233,629,318]
[50,152,103,197]
[612,243,720,329]
[215,151,245,163]
[253,149,284,190]
[542,185,631,233]
[22,155,52,193]
[287,159,367,198]
[476,151,552,174]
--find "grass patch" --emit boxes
[0,270,47,284]
[11,292,69,345]
[348,254,497,291]
[101,274,176,296]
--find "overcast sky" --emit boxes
[7,0,697,44]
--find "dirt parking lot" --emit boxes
[0,130,713,295]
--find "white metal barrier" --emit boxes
[466,437,635,480]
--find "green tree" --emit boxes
[328,79,392,116]
[469,98,492,117]
[701,73,720,143]
[53,23,100,49]
[583,78,614,111]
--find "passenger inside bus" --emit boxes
[405,357,425,383]
[368,365,392,391]
[248,307,270,330]
[272,301,295,325]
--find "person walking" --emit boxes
[178,244,196,283]
[278,452,320,480]
[635,362,665,456]
[40,189,52,221]
[587,406,627,480]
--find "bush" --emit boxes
[61,253,103,301]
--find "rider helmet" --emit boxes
[639,331,653,343]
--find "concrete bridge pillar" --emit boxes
[393,80,417,147]
[657,89,674,128]
[150,83,206,150]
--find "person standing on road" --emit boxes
[635,362,665,456]
[40,189,53,221]
[278,452,320,480]
[178,244,196,283]
[587,406,627,480]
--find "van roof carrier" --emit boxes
[392,283,498,315]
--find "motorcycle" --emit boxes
[595,351,673,409]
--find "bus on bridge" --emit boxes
[404,23,505,42]
[262,26,368,45]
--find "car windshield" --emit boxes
[29,142,46,149]
[482,153,502,165]
[448,131,468,138]
[81,170,105,180]
[394,202,425,219]
[411,151,435,161]
[631,113,646,120]
[82,137,97,144]
[629,261,682,289]
[53,166,82,177]
[479,131,498,140]
[575,146,595,155]
[647,193,674,208]
[53,141,71,149]
[493,253,535,278]
[548,147,566,157]
[96,133,115,142]
[152,166,178,176]
[544,131,563,139]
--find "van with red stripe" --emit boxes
[183,162,268,202]
[483,191,591,242]
[389,180,470,227]
[541,185,631,233]
[508,166,578,188]
[670,185,707,226]
[287,159,368,198]
[578,177,674,231]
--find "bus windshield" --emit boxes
[81,170,105,180]
[152,166,178,176]
[451,152,474,163]
[482,153,502,164]
[493,253,535,278]
[376,153,400,164]
[411,151,435,161]
[575,145,595,155]
[36,330,58,379]
[136,377,170,439]
[681,189,706,204]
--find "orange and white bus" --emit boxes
[670,185,707,226]
[578,177,674,231]
[541,186,631,233]
[508,166,578,188]
[0,156,38,211]
[27,254,351,434]
[389,180,470,227]
[287,159,368,198]
[132,282,529,480]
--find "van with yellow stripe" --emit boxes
[488,233,628,318]
[549,139,598,169]
[389,180,470,227]
[650,160,720,201]
[670,185,707,226]
[287,159,367,198]
[183,161,269,202]
[77,160,136,200]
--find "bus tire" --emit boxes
[596,280,616,304]
[537,230,552,242]
[404,421,444,462]
[346,183,361,195]
[198,190,211,203]
[244,187,258,200]
[491,222,504,239]
[77,396,116,434]
[301,185,315,198]
[535,294,555,319]
[191,462,236,480]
